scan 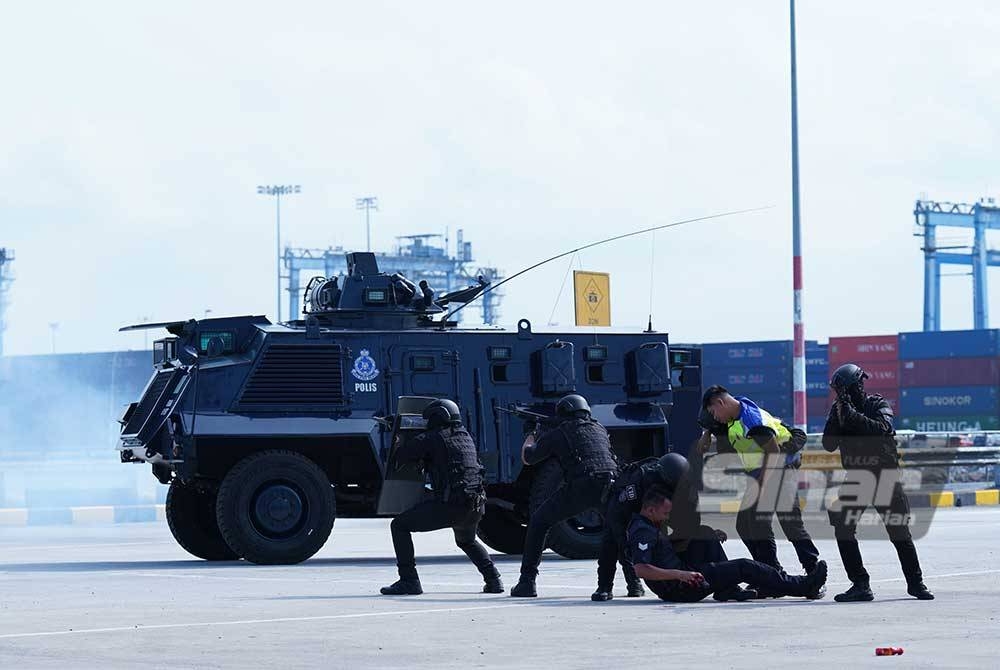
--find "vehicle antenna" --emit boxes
[441,205,774,325]
[645,229,657,333]
[546,252,577,325]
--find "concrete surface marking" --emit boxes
[123,571,594,590]
[0,602,537,640]
[863,569,1000,584]
[2,569,996,642]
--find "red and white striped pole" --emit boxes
[790,0,806,430]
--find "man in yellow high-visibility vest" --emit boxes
[703,385,821,597]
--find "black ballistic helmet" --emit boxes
[423,398,462,428]
[657,453,690,492]
[556,394,591,417]
[830,363,869,392]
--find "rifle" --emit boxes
[495,405,558,434]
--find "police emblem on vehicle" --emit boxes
[351,349,380,393]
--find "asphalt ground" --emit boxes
[1,507,999,669]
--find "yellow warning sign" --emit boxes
[574,271,611,327]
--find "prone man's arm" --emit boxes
[633,564,702,585]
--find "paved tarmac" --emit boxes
[1,507,998,669]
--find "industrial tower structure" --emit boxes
[0,248,14,357]
[914,199,1000,331]
[283,231,504,325]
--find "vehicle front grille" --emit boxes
[122,370,176,436]
[235,343,346,411]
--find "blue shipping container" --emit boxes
[806,380,828,396]
[701,341,792,368]
[806,344,828,370]
[806,368,830,382]
[702,365,791,392]
[898,329,1000,360]
[899,385,1000,417]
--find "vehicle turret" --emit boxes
[298,252,488,330]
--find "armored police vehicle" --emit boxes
[119,252,702,564]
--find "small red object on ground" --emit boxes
[875,647,904,656]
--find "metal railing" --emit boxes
[705,430,1000,488]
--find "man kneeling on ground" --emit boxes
[628,488,828,602]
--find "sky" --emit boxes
[1,0,999,356]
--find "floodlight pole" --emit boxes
[257,184,301,322]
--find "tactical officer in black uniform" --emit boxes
[380,399,503,596]
[823,363,934,602]
[511,394,619,598]
[629,488,828,602]
[592,452,694,601]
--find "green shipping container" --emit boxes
[899,415,1000,432]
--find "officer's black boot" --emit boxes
[482,566,505,594]
[380,578,423,595]
[626,580,645,598]
[510,578,537,598]
[591,587,613,602]
[834,580,874,602]
[893,540,933,600]
[803,560,827,600]
[907,581,934,600]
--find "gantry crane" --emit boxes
[914,199,1000,330]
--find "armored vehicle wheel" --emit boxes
[529,459,604,560]
[476,505,527,554]
[216,450,336,565]
[165,480,239,561]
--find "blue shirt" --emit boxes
[626,513,684,570]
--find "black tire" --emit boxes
[165,480,239,561]
[529,459,605,560]
[216,450,336,565]
[476,505,527,554]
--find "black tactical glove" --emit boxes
[834,385,853,426]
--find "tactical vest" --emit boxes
[440,427,486,505]
[613,457,661,509]
[556,418,619,479]
[726,400,793,473]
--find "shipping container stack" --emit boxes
[700,340,794,423]
[828,334,901,422]
[898,329,1000,432]
[805,343,829,433]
